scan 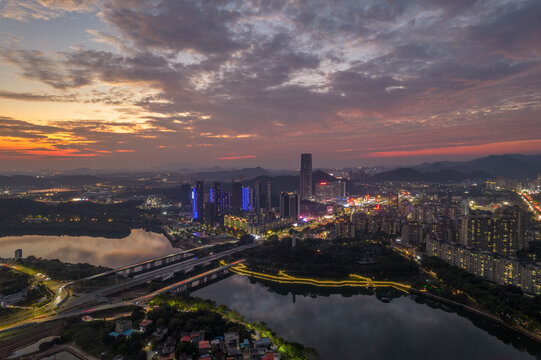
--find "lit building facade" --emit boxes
[427,239,541,295]
[314,180,346,201]
[192,181,204,221]
[460,208,526,257]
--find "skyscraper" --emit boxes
[253,180,261,213]
[180,183,192,209]
[192,181,204,221]
[241,186,253,212]
[211,181,223,218]
[266,181,272,211]
[280,192,300,220]
[300,153,313,200]
[231,181,242,214]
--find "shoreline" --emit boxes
[232,264,541,345]
[410,288,541,344]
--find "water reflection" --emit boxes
[0,230,174,268]
[194,275,540,360]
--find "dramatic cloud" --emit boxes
[0,0,540,170]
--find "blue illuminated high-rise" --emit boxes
[241,186,252,212]
[192,181,204,221]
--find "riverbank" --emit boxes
[151,294,320,360]
[231,262,541,347]
[411,288,541,344]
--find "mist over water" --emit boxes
[0,229,174,268]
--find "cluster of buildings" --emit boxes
[427,239,541,295]
[154,329,279,360]
[187,153,346,235]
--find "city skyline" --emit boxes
[0,1,540,171]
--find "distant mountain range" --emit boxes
[186,166,297,180]
[0,154,538,190]
[411,154,541,179]
[0,175,100,188]
[369,168,490,183]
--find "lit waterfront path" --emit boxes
[227,262,411,293]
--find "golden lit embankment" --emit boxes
[226,262,411,293]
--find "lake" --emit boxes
[0,229,174,268]
[194,275,541,360]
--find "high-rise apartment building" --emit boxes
[266,181,272,211]
[300,153,312,200]
[210,181,223,218]
[231,181,242,214]
[253,181,261,213]
[460,208,525,256]
[192,181,204,221]
[241,186,253,212]
[280,192,300,220]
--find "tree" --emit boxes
[239,234,254,244]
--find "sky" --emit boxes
[0,0,540,172]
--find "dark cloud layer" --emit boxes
[0,0,540,168]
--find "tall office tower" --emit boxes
[300,153,313,200]
[210,181,223,218]
[180,183,192,208]
[204,201,215,225]
[14,248,22,259]
[280,192,300,220]
[231,181,242,214]
[192,181,204,221]
[266,181,272,211]
[253,181,261,213]
[241,186,253,212]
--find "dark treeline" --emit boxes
[244,238,419,281]
[16,256,110,281]
[0,198,162,238]
[422,256,541,332]
[0,267,31,295]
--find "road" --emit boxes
[519,191,541,220]
[59,243,256,311]
[0,242,257,334]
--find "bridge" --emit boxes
[82,242,236,280]
[58,243,257,311]
[136,259,245,301]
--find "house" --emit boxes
[115,319,132,333]
[199,340,210,357]
[262,353,278,360]
[254,338,272,350]
[225,331,239,353]
[190,330,205,344]
[139,319,153,332]
[159,336,176,360]
[153,326,169,340]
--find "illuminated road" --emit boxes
[519,191,541,221]
[58,243,257,311]
[0,260,246,335]
[0,263,69,329]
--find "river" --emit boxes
[193,275,541,360]
[0,229,174,268]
